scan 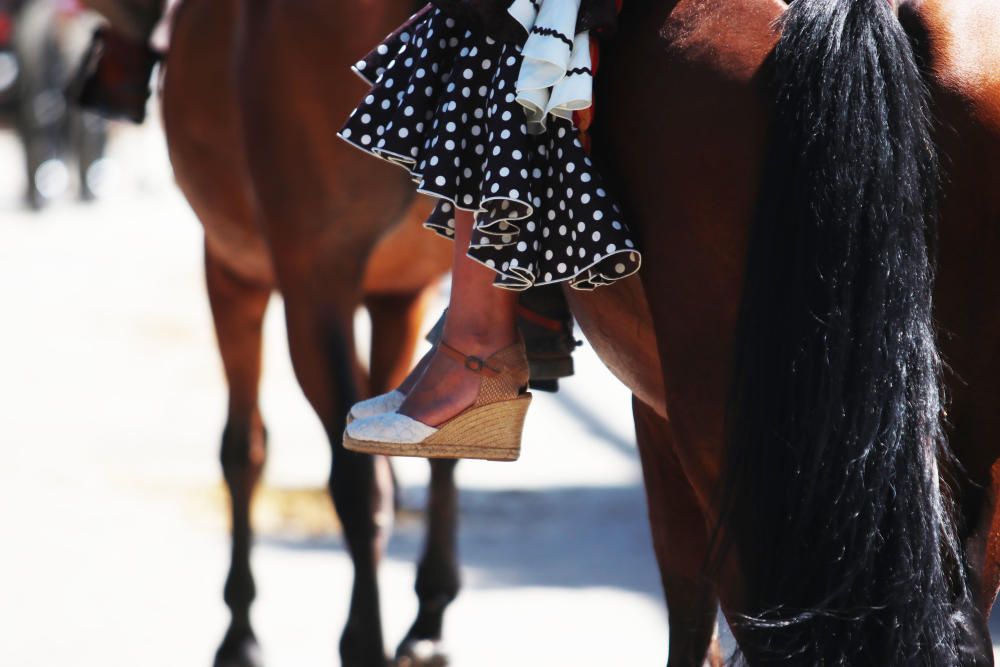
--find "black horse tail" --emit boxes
[720,0,973,663]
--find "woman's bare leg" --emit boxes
[399,210,519,426]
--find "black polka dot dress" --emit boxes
[339,4,641,290]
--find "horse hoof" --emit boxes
[394,639,448,667]
[213,634,263,667]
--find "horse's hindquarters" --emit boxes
[565,277,664,416]
[594,0,779,502]
[162,0,273,286]
[902,0,1000,621]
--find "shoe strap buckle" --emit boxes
[464,355,500,375]
[439,340,502,376]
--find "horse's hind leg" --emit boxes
[205,247,271,667]
[276,271,393,666]
[367,294,461,667]
[366,291,459,667]
[364,289,436,395]
[633,397,722,667]
[966,461,1000,656]
[362,196,449,396]
[396,459,460,667]
[364,209,457,666]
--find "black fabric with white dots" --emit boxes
[339,7,641,290]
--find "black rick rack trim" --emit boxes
[529,25,574,49]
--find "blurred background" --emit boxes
[1,2,997,666]
[0,0,107,209]
[0,2,670,665]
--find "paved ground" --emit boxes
[1,115,997,667]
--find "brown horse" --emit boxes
[572,0,1000,663]
[162,0,1000,665]
[162,1,457,665]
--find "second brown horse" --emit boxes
[163,0,454,665]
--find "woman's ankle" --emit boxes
[440,324,518,356]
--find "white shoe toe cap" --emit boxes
[349,390,406,421]
[346,412,438,444]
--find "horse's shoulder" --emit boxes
[903,0,1000,127]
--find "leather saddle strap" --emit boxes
[516,304,565,332]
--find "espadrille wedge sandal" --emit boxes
[343,340,531,461]
[348,298,574,424]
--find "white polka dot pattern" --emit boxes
[339,7,640,291]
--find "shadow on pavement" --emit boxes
[257,482,664,600]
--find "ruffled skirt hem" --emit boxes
[338,6,641,291]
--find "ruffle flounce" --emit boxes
[339,7,640,290]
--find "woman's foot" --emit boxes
[343,336,530,461]
[398,332,518,427]
[344,207,526,460]
[349,345,435,421]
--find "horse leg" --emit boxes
[364,289,460,667]
[205,247,271,667]
[364,289,436,394]
[965,460,1000,611]
[362,196,457,665]
[943,402,1000,662]
[395,459,460,667]
[235,4,450,662]
[944,434,998,665]
[633,397,721,667]
[276,273,392,666]
[362,197,449,402]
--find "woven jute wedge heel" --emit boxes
[343,340,531,461]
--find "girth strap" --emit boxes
[516,304,565,332]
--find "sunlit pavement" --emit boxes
[3,114,997,666]
[0,116,673,666]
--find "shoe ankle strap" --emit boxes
[438,340,505,377]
